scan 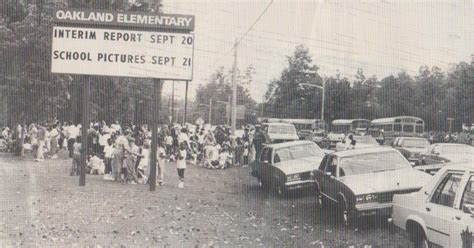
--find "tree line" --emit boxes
[261,45,474,132]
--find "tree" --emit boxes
[195,66,257,125]
[263,45,323,119]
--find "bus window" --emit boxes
[384,125,393,132]
[415,125,423,133]
[394,124,402,132]
[403,125,414,133]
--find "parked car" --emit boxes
[260,122,299,144]
[312,147,432,226]
[392,164,474,248]
[334,135,379,152]
[250,140,326,196]
[392,137,430,165]
[415,143,474,175]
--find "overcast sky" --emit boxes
[160,0,474,103]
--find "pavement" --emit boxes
[0,150,413,247]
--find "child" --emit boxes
[176,142,187,188]
[218,146,232,169]
[103,138,114,175]
[157,140,167,186]
[125,137,140,184]
[70,137,81,176]
[89,154,105,175]
[243,139,249,166]
[138,141,150,184]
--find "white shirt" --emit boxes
[177,150,187,169]
[104,144,115,158]
[68,125,80,139]
[99,133,110,146]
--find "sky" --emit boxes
[160,0,474,103]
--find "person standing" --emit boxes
[103,138,114,175]
[252,126,266,160]
[157,140,167,186]
[176,142,187,188]
[36,124,46,162]
[50,124,59,159]
[125,137,139,184]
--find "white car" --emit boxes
[334,135,379,152]
[392,164,474,247]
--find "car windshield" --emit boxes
[434,145,474,155]
[354,136,378,144]
[402,139,429,148]
[268,125,296,134]
[339,151,410,176]
[274,143,323,163]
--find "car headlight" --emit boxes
[287,174,301,182]
[356,194,378,203]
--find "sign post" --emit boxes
[79,76,90,186]
[51,8,195,189]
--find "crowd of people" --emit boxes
[0,120,268,188]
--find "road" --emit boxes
[0,151,412,247]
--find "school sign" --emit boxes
[51,9,195,80]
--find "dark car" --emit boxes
[312,147,431,226]
[392,137,430,165]
[250,140,326,196]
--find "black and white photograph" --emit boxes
[1,0,474,247]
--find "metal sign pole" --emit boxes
[150,79,162,191]
[79,76,90,186]
[184,81,189,125]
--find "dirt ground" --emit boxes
[0,151,413,247]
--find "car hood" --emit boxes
[340,168,431,195]
[335,143,378,152]
[275,156,324,175]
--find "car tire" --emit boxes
[413,230,430,248]
[258,178,269,191]
[338,199,353,227]
[276,185,288,198]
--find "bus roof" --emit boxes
[371,116,424,124]
[332,119,370,125]
[258,118,322,124]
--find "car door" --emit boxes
[321,155,338,203]
[260,148,273,184]
[450,173,474,248]
[423,170,467,247]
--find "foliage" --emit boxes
[194,66,257,125]
[262,45,474,132]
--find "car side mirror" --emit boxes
[424,191,429,196]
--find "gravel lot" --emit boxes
[0,151,412,247]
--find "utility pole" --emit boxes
[209,99,212,125]
[184,81,189,125]
[171,80,175,124]
[231,40,238,135]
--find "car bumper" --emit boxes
[354,202,393,217]
[284,180,315,191]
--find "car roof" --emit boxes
[262,122,295,127]
[331,147,398,157]
[439,163,474,173]
[264,140,317,149]
[398,137,428,141]
[432,143,471,147]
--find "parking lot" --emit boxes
[0,151,412,247]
